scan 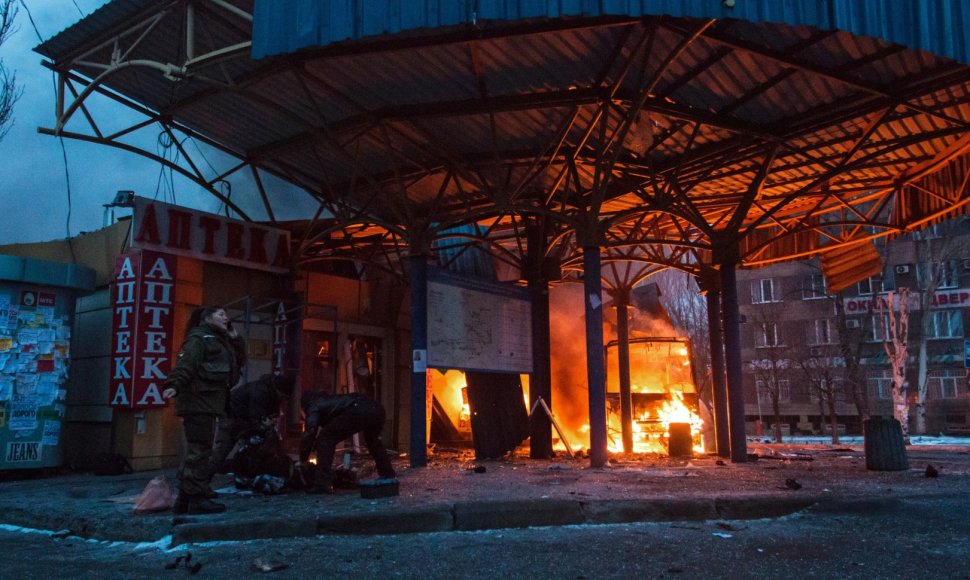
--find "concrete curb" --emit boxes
[4,494,911,546]
[166,495,829,546]
[454,499,584,531]
[172,516,318,546]
[317,505,455,536]
[582,498,718,524]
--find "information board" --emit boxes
[427,269,532,373]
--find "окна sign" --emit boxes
[130,197,291,273]
[110,251,177,409]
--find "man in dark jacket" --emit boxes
[299,391,396,493]
[229,373,296,440]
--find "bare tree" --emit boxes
[796,264,872,422]
[748,301,791,442]
[911,220,970,434]
[832,292,871,421]
[879,289,911,440]
[793,345,844,444]
[0,0,20,141]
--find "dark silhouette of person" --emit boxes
[298,391,396,493]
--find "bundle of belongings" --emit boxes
[227,374,304,494]
[230,424,295,493]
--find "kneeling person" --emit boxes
[299,391,396,493]
[228,373,297,485]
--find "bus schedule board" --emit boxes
[426,269,532,374]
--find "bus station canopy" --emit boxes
[36,0,970,278]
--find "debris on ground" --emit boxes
[251,558,289,573]
[165,553,202,574]
[925,464,940,478]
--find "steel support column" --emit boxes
[614,290,634,454]
[527,225,552,459]
[705,289,730,458]
[719,261,748,463]
[583,245,608,467]
[409,253,429,468]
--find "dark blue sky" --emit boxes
[0,1,314,245]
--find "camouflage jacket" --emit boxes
[165,323,246,416]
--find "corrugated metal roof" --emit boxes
[36,0,164,59]
[253,0,970,66]
[31,1,970,271]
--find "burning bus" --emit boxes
[605,337,704,454]
[427,282,706,458]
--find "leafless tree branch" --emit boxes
[0,0,22,142]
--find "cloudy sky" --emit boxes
[0,0,313,246]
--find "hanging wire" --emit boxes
[20,0,76,260]
[190,136,219,176]
[154,129,182,205]
[218,179,232,217]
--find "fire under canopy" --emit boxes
[32,1,970,465]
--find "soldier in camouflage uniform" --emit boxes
[162,306,246,514]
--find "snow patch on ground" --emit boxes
[749,435,970,446]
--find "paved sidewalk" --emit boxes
[0,443,967,546]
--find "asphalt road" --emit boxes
[2,492,968,579]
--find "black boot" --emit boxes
[307,478,334,494]
[172,493,190,514]
[186,498,226,514]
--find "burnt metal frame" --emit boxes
[40,9,970,274]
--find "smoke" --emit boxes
[628,308,679,338]
[548,284,593,447]
[547,283,687,451]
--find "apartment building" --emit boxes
[737,221,970,437]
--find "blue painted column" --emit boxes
[719,261,748,463]
[583,245,608,467]
[409,253,428,468]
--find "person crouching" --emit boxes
[298,391,396,494]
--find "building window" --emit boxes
[917,260,960,290]
[927,310,963,339]
[751,279,781,303]
[802,274,827,300]
[857,276,883,296]
[881,267,896,291]
[868,314,890,342]
[928,369,964,399]
[755,322,780,348]
[810,378,845,402]
[809,319,836,345]
[756,379,791,404]
[940,261,960,289]
[867,370,893,399]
